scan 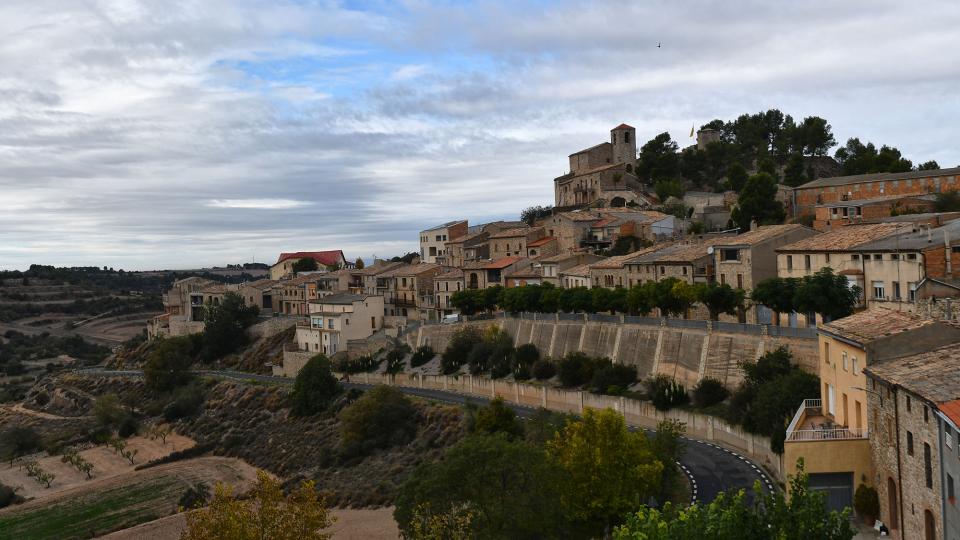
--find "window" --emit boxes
[907,431,914,455]
[825,253,831,263]
[720,249,739,262]
[682,267,688,275]
[852,357,859,375]
[925,443,933,488]
[873,281,886,299]
[947,427,955,450]
[891,253,899,260]
[909,282,918,302]
[842,351,849,371]
[824,342,830,364]
[852,254,860,260]
[925,406,930,423]
[787,255,793,270]
[873,254,883,260]
[907,253,918,260]
[804,255,811,270]
[737,274,743,288]
[907,395,912,412]
[327,319,334,329]
[624,131,630,143]
[435,235,441,241]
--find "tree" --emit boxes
[646,374,689,411]
[354,258,365,269]
[782,153,807,187]
[692,378,729,408]
[795,116,836,156]
[0,426,40,465]
[614,462,855,539]
[834,138,913,176]
[441,326,482,374]
[182,470,333,540]
[474,397,522,438]
[654,179,685,202]
[339,385,418,455]
[144,336,194,392]
[407,503,474,540]
[200,293,259,362]
[637,132,681,183]
[696,282,745,321]
[291,257,319,273]
[93,393,126,427]
[725,162,749,192]
[934,190,960,212]
[520,205,554,225]
[449,289,482,316]
[395,435,566,540]
[730,172,784,232]
[652,279,697,318]
[547,408,663,534]
[290,354,342,416]
[751,276,798,325]
[917,160,941,171]
[650,419,686,502]
[793,268,861,322]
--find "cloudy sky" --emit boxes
[2,0,959,271]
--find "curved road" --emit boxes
[72,368,776,504]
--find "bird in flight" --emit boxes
[657,42,661,48]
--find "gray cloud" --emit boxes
[2,0,959,270]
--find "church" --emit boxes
[553,123,649,209]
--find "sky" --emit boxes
[2,0,960,271]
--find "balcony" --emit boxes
[786,399,868,442]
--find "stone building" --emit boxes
[553,124,646,208]
[622,241,718,286]
[295,293,384,356]
[488,227,543,258]
[537,253,605,286]
[790,167,960,218]
[148,276,218,338]
[545,211,604,253]
[434,268,464,318]
[238,279,279,315]
[379,263,443,321]
[814,195,938,231]
[526,236,558,258]
[559,262,593,288]
[865,344,960,539]
[712,224,818,323]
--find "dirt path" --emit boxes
[97,506,400,540]
[0,433,194,500]
[7,402,77,421]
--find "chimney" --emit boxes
[750,220,758,232]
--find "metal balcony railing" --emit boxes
[786,398,868,442]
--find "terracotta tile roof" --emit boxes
[819,307,934,345]
[275,250,344,266]
[569,141,610,157]
[483,256,526,270]
[613,123,635,130]
[777,223,909,252]
[380,263,442,278]
[590,247,663,270]
[489,227,539,239]
[355,261,404,276]
[242,279,278,290]
[527,236,556,248]
[592,217,618,228]
[866,343,960,404]
[713,224,813,247]
[939,399,960,428]
[506,267,543,279]
[435,268,464,280]
[555,211,603,222]
[201,283,228,294]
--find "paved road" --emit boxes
[73,368,776,504]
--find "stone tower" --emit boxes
[610,124,637,166]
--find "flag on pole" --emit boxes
[689,124,695,138]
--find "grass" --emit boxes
[0,476,181,540]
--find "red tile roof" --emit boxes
[483,256,526,270]
[940,399,960,428]
[527,236,556,247]
[275,250,344,267]
[613,123,634,130]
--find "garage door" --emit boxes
[808,472,854,513]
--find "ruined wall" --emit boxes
[408,317,818,389]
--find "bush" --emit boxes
[467,342,496,375]
[163,383,206,421]
[34,391,50,406]
[0,482,24,509]
[646,375,689,411]
[339,385,418,455]
[473,397,521,438]
[854,483,880,522]
[335,354,377,374]
[385,344,410,374]
[144,335,195,392]
[590,363,637,395]
[117,416,140,438]
[178,482,210,510]
[692,378,729,408]
[532,360,556,380]
[441,327,482,374]
[290,354,342,417]
[557,352,602,388]
[409,346,435,368]
[489,345,514,379]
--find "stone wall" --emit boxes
[408,315,818,389]
[349,371,784,482]
[248,316,304,339]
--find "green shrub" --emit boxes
[0,482,24,509]
[34,391,50,406]
[290,354,342,417]
[467,342,496,375]
[489,345,514,379]
[646,375,689,411]
[409,346,435,368]
[385,344,410,374]
[854,483,880,522]
[144,335,195,392]
[514,343,540,367]
[339,385,418,455]
[557,352,601,387]
[335,354,377,374]
[441,326,483,374]
[117,416,140,438]
[692,378,729,408]
[178,482,210,510]
[532,360,556,380]
[474,397,521,438]
[163,383,205,421]
[590,363,637,394]
[0,426,41,465]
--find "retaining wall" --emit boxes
[408,315,818,389]
[352,371,784,482]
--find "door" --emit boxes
[808,472,854,513]
[925,509,935,540]
[887,478,899,530]
[828,384,836,416]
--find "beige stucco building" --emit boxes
[419,220,468,264]
[295,294,385,356]
[270,250,347,280]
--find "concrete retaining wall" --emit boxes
[407,317,818,389]
[352,371,784,482]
